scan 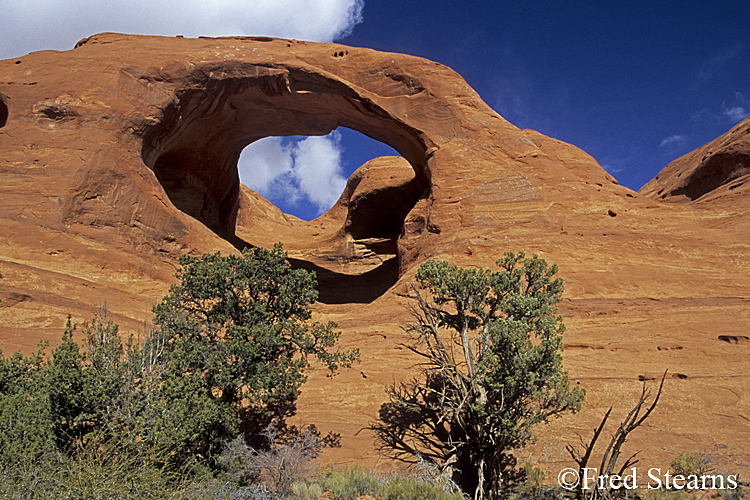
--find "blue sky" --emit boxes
[2,0,748,220]
[341,1,750,191]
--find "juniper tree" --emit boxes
[375,252,584,500]
[152,243,359,456]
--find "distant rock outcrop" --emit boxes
[1,34,749,475]
[641,117,750,202]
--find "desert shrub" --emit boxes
[719,475,745,500]
[407,456,463,495]
[309,465,465,500]
[315,465,384,499]
[379,476,466,500]
[509,462,551,500]
[218,425,325,495]
[670,452,715,477]
[185,481,282,500]
[642,488,698,500]
[0,434,203,500]
[291,481,325,500]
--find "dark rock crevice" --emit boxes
[0,93,8,128]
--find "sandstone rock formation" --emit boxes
[641,117,750,203]
[1,34,749,475]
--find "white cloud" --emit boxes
[238,137,294,195]
[239,131,347,217]
[292,132,348,214]
[659,135,687,148]
[721,92,750,124]
[0,0,364,217]
[723,106,749,123]
[0,0,364,59]
[601,164,623,174]
[693,93,750,124]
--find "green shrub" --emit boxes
[291,481,325,500]
[308,465,465,500]
[0,346,54,463]
[0,435,204,500]
[379,476,465,500]
[670,452,715,477]
[316,465,384,499]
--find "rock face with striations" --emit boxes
[1,34,749,474]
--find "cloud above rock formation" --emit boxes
[723,92,750,123]
[724,106,749,123]
[0,0,364,219]
[660,135,688,148]
[239,133,348,217]
[659,134,689,157]
[0,0,364,59]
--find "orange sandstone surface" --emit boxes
[1,33,748,475]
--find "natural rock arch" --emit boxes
[5,33,594,301]
[141,63,430,245]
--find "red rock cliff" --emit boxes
[1,34,749,474]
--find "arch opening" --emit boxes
[238,128,405,221]
[141,67,430,303]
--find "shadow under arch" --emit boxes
[287,256,400,305]
[141,64,430,303]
